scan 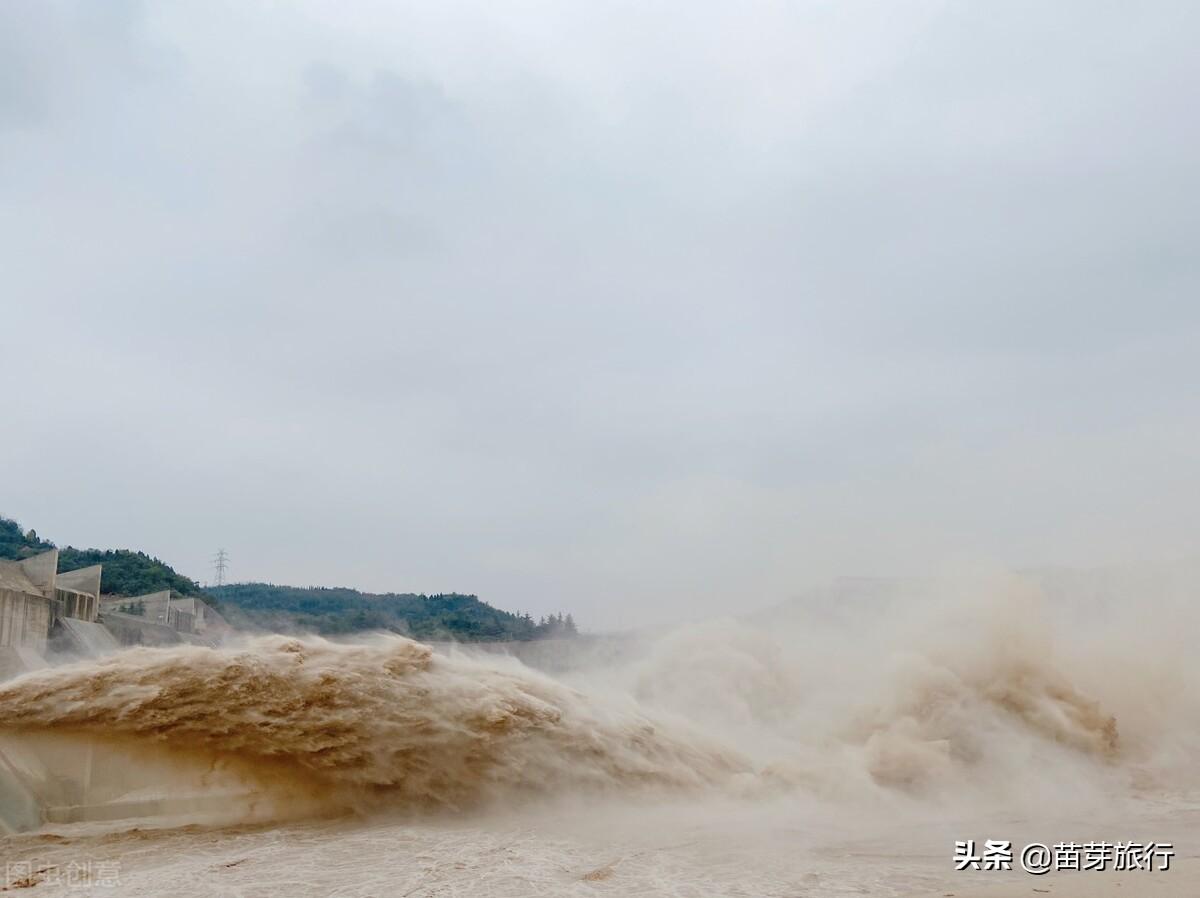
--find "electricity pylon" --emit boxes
[212,548,229,587]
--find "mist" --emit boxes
[5,566,1200,894]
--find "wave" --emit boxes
[0,635,747,817]
[4,578,1191,831]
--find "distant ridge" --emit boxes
[208,582,577,642]
[0,516,575,642]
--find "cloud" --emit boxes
[3,0,1199,627]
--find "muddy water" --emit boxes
[2,580,1199,896]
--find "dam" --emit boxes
[0,551,228,833]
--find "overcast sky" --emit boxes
[2,0,1198,628]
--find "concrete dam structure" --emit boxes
[0,551,229,833]
[0,550,105,677]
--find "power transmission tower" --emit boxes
[212,548,229,587]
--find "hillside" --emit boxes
[0,517,203,597]
[209,583,576,641]
[1,516,576,641]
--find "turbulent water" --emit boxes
[0,635,743,815]
[2,572,1199,896]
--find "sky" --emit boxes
[2,0,1198,629]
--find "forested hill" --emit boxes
[0,517,203,597]
[207,583,577,641]
[1,515,578,641]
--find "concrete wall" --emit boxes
[192,598,230,637]
[17,549,58,597]
[100,591,206,634]
[100,611,184,647]
[56,566,101,617]
[0,560,38,595]
[168,608,196,633]
[161,598,202,633]
[56,589,98,623]
[102,590,170,623]
[0,588,53,654]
